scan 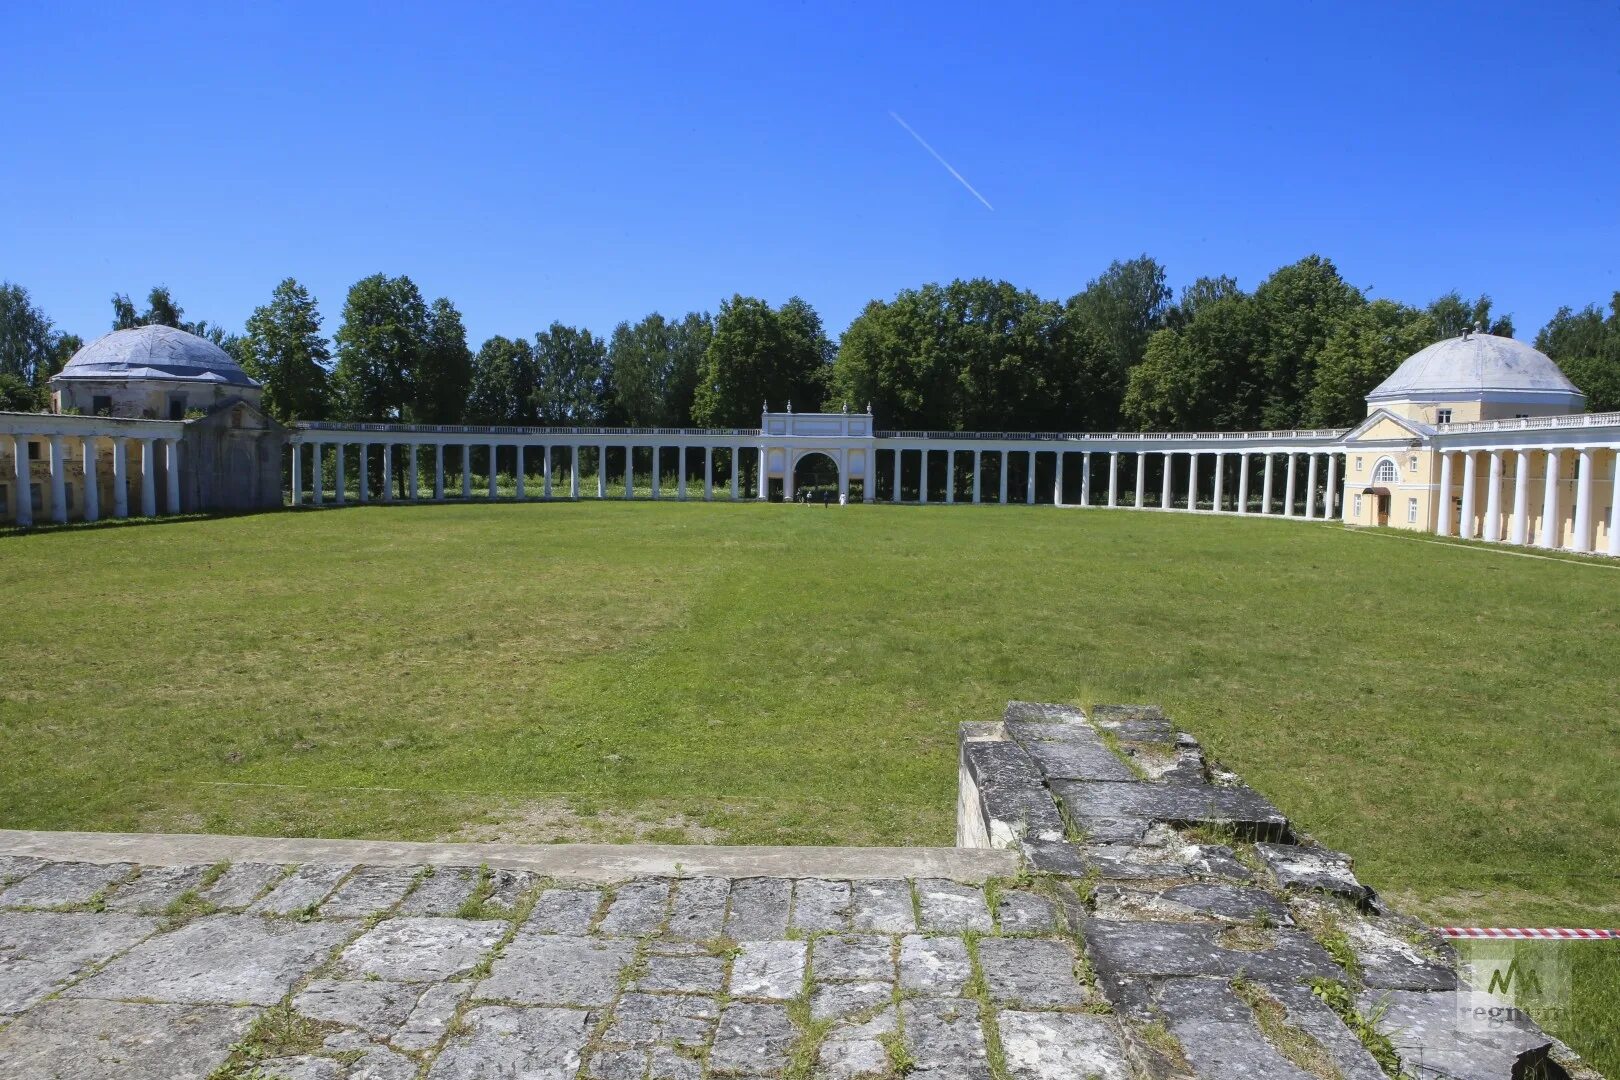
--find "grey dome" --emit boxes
[53,325,260,388]
[1367,332,1583,407]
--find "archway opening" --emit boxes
[792,452,840,503]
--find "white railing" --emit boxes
[294,421,761,437]
[875,427,1347,443]
[1435,411,1620,435]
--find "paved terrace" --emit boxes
[0,705,1599,1079]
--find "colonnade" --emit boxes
[287,440,769,506]
[878,446,1343,517]
[6,431,180,527]
[1434,446,1620,556]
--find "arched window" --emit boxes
[1372,458,1399,484]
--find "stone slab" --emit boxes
[292,977,421,1034]
[67,913,350,1006]
[814,935,895,982]
[0,856,46,883]
[525,886,603,933]
[995,891,1060,935]
[731,939,806,1000]
[426,1004,590,1079]
[201,862,287,908]
[480,934,634,1005]
[1019,737,1138,783]
[603,991,717,1048]
[977,937,1091,1007]
[1093,883,1292,926]
[0,911,160,1014]
[1153,978,1320,1080]
[916,878,992,932]
[0,861,134,908]
[790,877,851,932]
[320,865,419,918]
[338,917,504,983]
[812,980,893,1021]
[850,879,915,933]
[249,862,354,915]
[1255,843,1377,907]
[962,741,1068,846]
[104,863,211,913]
[902,998,991,1079]
[483,868,538,913]
[393,981,470,1051]
[900,934,971,995]
[1083,920,1343,993]
[1002,702,1089,725]
[0,998,257,1080]
[724,877,792,941]
[1360,988,1561,1080]
[598,879,670,936]
[664,876,728,940]
[397,865,479,916]
[1052,780,1289,836]
[997,1010,1131,1080]
[633,952,725,994]
[818,1007,896,1078]
[709,1002,797,1075]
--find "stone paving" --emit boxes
[0,702,1603,1079]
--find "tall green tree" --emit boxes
[0,282,59,385]
[533,322,608,423]
[330,274,429,422]
[240,278,332,422]
[467,335,538,424]
[1064,255,1170,422]
[1426,291,1513,338]
[413,298,472,423]
[1123,282,1264,431]
[693,295,832,427]
[1537,292,1620,412]
[1305,300,1436,427]
[606,311,715,426]
[1253,255,1365,428]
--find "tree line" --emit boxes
[4,256,1619,426]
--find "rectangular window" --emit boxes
[92,395,112,416]
[1354,456,1363,471]
[1514,413,1530,420]
[1353,494,1363,517]
[1409,455,1419,471]
[1436,408,1453,424]
[1407,497,1418,523]
[27,441,40,461]
[168,394,187,421]
[29,483,42,512]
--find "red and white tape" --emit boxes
[1439,927,1617,940]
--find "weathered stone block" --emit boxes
[1018,737,1138,783]
[976,937,1092,1007]
[525,886,603,934]
[320,865,419,918]
[1002,701,1088,724]
[105,864,210,913]
[730,939,806,1000]
[1052,779,1289,838]
[812,980,892,1022]
[1083,920,1343,1000]
[249,863,354,915]
[392,981,470,1051]
[814,935,894,982]
[397,866,480,916]
[0,856,45,884]
[604,992,717,1048]
[292,977,420,1034]
[997,1011,1131,1080]
[724,877,792,941]
[0,998,257,1080]
[426,1004,590,1079]
[962,741,1067,847]
[482,868,538,913]
[901,998,991,1079]
[1255,843,1377,908]
[200,862,287,909]
[0,861,134,908]
[1152,978,1328,1080]
[916,878,993,933]
[709,1002,797,1074]
[1360,988,1562,1080]
[478,934,634,1006]
[899,935,971,995]
[598,880,670,936]
[0,911,159,1014]
[1092,883,1291,926]
[664,876,728,940]
[633,952,726,994]
[790,878,851,932]
[849,880,916,933]
[338,917,504,983]
[995,890,1060,935]
[818,1008,896,1078]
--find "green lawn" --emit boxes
[2,502,1616,932]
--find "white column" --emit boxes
[704,447,713,501]
[1237,453,1250,515]
[1077,452,1088,506]
[892,449,902,503]
[598,445,608,499]
[312,443,325,506]
[82,437,100,522]
[972,450,982,504]
[1161,452,1173,510]
[11,435,32,526]
[433,444,444,501]
[487,444,498,499]
[730,445,740,501]
[1283,454,1297,518]
[1458,452,1478,540]
[48,436,67,523]
[1303,454,1318,520]
[1261,454,1274,515]
[1607,452,1620,558]
[356,444,368,503]
[290,443,303,506]
[165,439,181,513]
[625,446,635,500]
[408,445,419,500]
[515,446,526,500]
[460,445,471,498]
[383,444,394,501]
[1510,450,1531,545]
[679,448,689,501]
[945,450,955,504]
[543,444,554,499]
[569,446,580,498]
[1573,448,1595,553]
[1482,451,1503,541]
[1188,452,1199,511]
[1025,450,1035,504]
[1539,450,1560,548]
[998,452,1008,504]
[112,437,130,518]
[1054,452,1065,506]
[920,450,929,504]
[1212,453,1225,513]
[1132,452,1144,508]
[1437,452,1454,536]
[837,455,849,502]
[651,447,662,500]
[757,446,768,500]
[1108,452,1119,508]
[138,438,157,516]
[1323,453,1338,521]
[784,454,796,502]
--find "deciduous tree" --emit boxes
[241,278,332,422]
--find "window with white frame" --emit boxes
[1407,497,1418,523]
[1354,456,1363,471]
[1409,455,1419,471]
[1353,494,1363,516]
[1373,458,1399,484]
[1436,408,1452,424]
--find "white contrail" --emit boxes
[889,111,993,211]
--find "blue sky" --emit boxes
[4,2,1617,348]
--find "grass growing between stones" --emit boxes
[1,501,1616,937]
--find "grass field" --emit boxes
[5,501,1617,1068]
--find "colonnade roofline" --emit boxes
[292,421,762,437]
[1435,410,1620,436]
[0,410,187,438]
[875,427,1348,442]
